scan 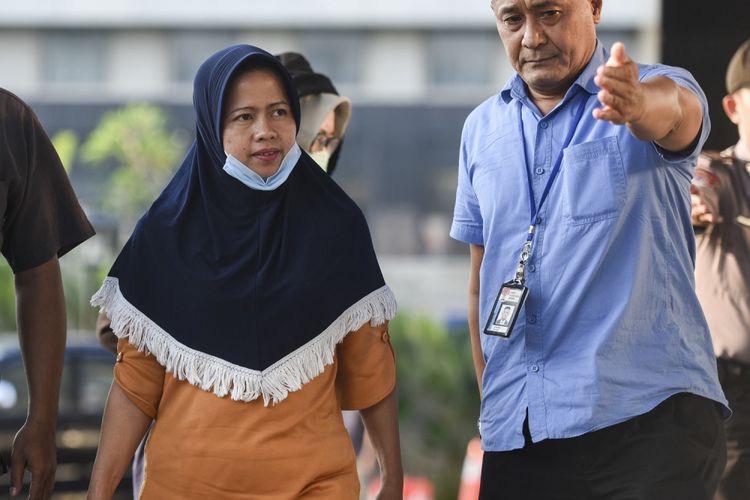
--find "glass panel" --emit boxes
[42,31,108,84]
[171,31,237,83]
[58,358,76,415]
[297,31,364,85]
[427,31,503,87]
[597,30,638,58]
[77,356,114,414]
[0,359,27,418]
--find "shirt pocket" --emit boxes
[562,136,626,225]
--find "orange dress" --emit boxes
[115,321,395,500]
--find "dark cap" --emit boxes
[276,52,339,98]
[727,39,750,94]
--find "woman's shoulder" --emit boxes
[292,153,367,219]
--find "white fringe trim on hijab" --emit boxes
[91,277,397,406]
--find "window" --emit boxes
[597,29,639,60]
[42,31,108,85]
[297,31,365,85]
[171,31,237,84]
[77,356,114,414]
[426,31,505,88]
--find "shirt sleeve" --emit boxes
[450,120,484,245]
[335,320,396,411]
[692,154,724,219]
[0,93,95,273]
[639,65,711,167]
[114,337,166,419]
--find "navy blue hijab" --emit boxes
[92,45,395,405]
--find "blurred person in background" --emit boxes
[451,0,727,498]
[692,38,750,500]
[276,49,380,480]
[277,51,351,176]
[0,88,95,499]
[87,44,401,500]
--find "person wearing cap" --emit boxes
[277,50,383,485]
[692,38,750,500]
[277,52,351,176]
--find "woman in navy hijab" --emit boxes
[88,45,403,499]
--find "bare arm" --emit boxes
[593,42,704,153]
[13,257,66,499]
[87,382,151,500]
[359,389,403,500]
[468,244,485,397]
[95,313,118,355]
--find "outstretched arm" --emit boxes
[593,42,704,153]
[13,257,66,499]
[360,389,403,500]
[87,382,151,500]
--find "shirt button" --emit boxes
[530,364,540,372]
[116,352,123,362]
[528,314,537,324]
[535,167,544,175]
[540,122,548,129]
[528,264,537,273]
[535,217,542,225]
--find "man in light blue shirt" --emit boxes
[451,1,728,498]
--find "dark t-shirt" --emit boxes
[0,88,94,273]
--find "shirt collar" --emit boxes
[500,40,605,106]
[729,142,750,162]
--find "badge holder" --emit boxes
[484,235,532,338]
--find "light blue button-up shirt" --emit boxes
[450,43,727,452]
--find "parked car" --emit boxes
[0,338,131,498]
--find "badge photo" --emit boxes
[484,282,528,338]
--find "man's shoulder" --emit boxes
[698,149,737,170]
[467,93,504,119]
[636,62,702,92]
[463,93,512,140]
[636,61,684,76]
[0,88,28,110]
[0,88,31,123]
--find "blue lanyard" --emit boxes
[513,92,590,283]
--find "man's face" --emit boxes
[491,0,601,98]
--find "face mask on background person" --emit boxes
[309,150,332,172]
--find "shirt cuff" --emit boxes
[450,222,483,245]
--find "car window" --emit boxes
[0,359,28,418]
[78,356,114,414]
[59,359,76,415]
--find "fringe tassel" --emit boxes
[91,277,397,406]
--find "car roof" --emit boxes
[0,336,113,362]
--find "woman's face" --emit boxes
[222,68,296,179]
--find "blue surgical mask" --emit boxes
[223,143,302,191]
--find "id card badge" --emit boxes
[484,281,528,338]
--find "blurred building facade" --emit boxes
[0,0,660,322]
